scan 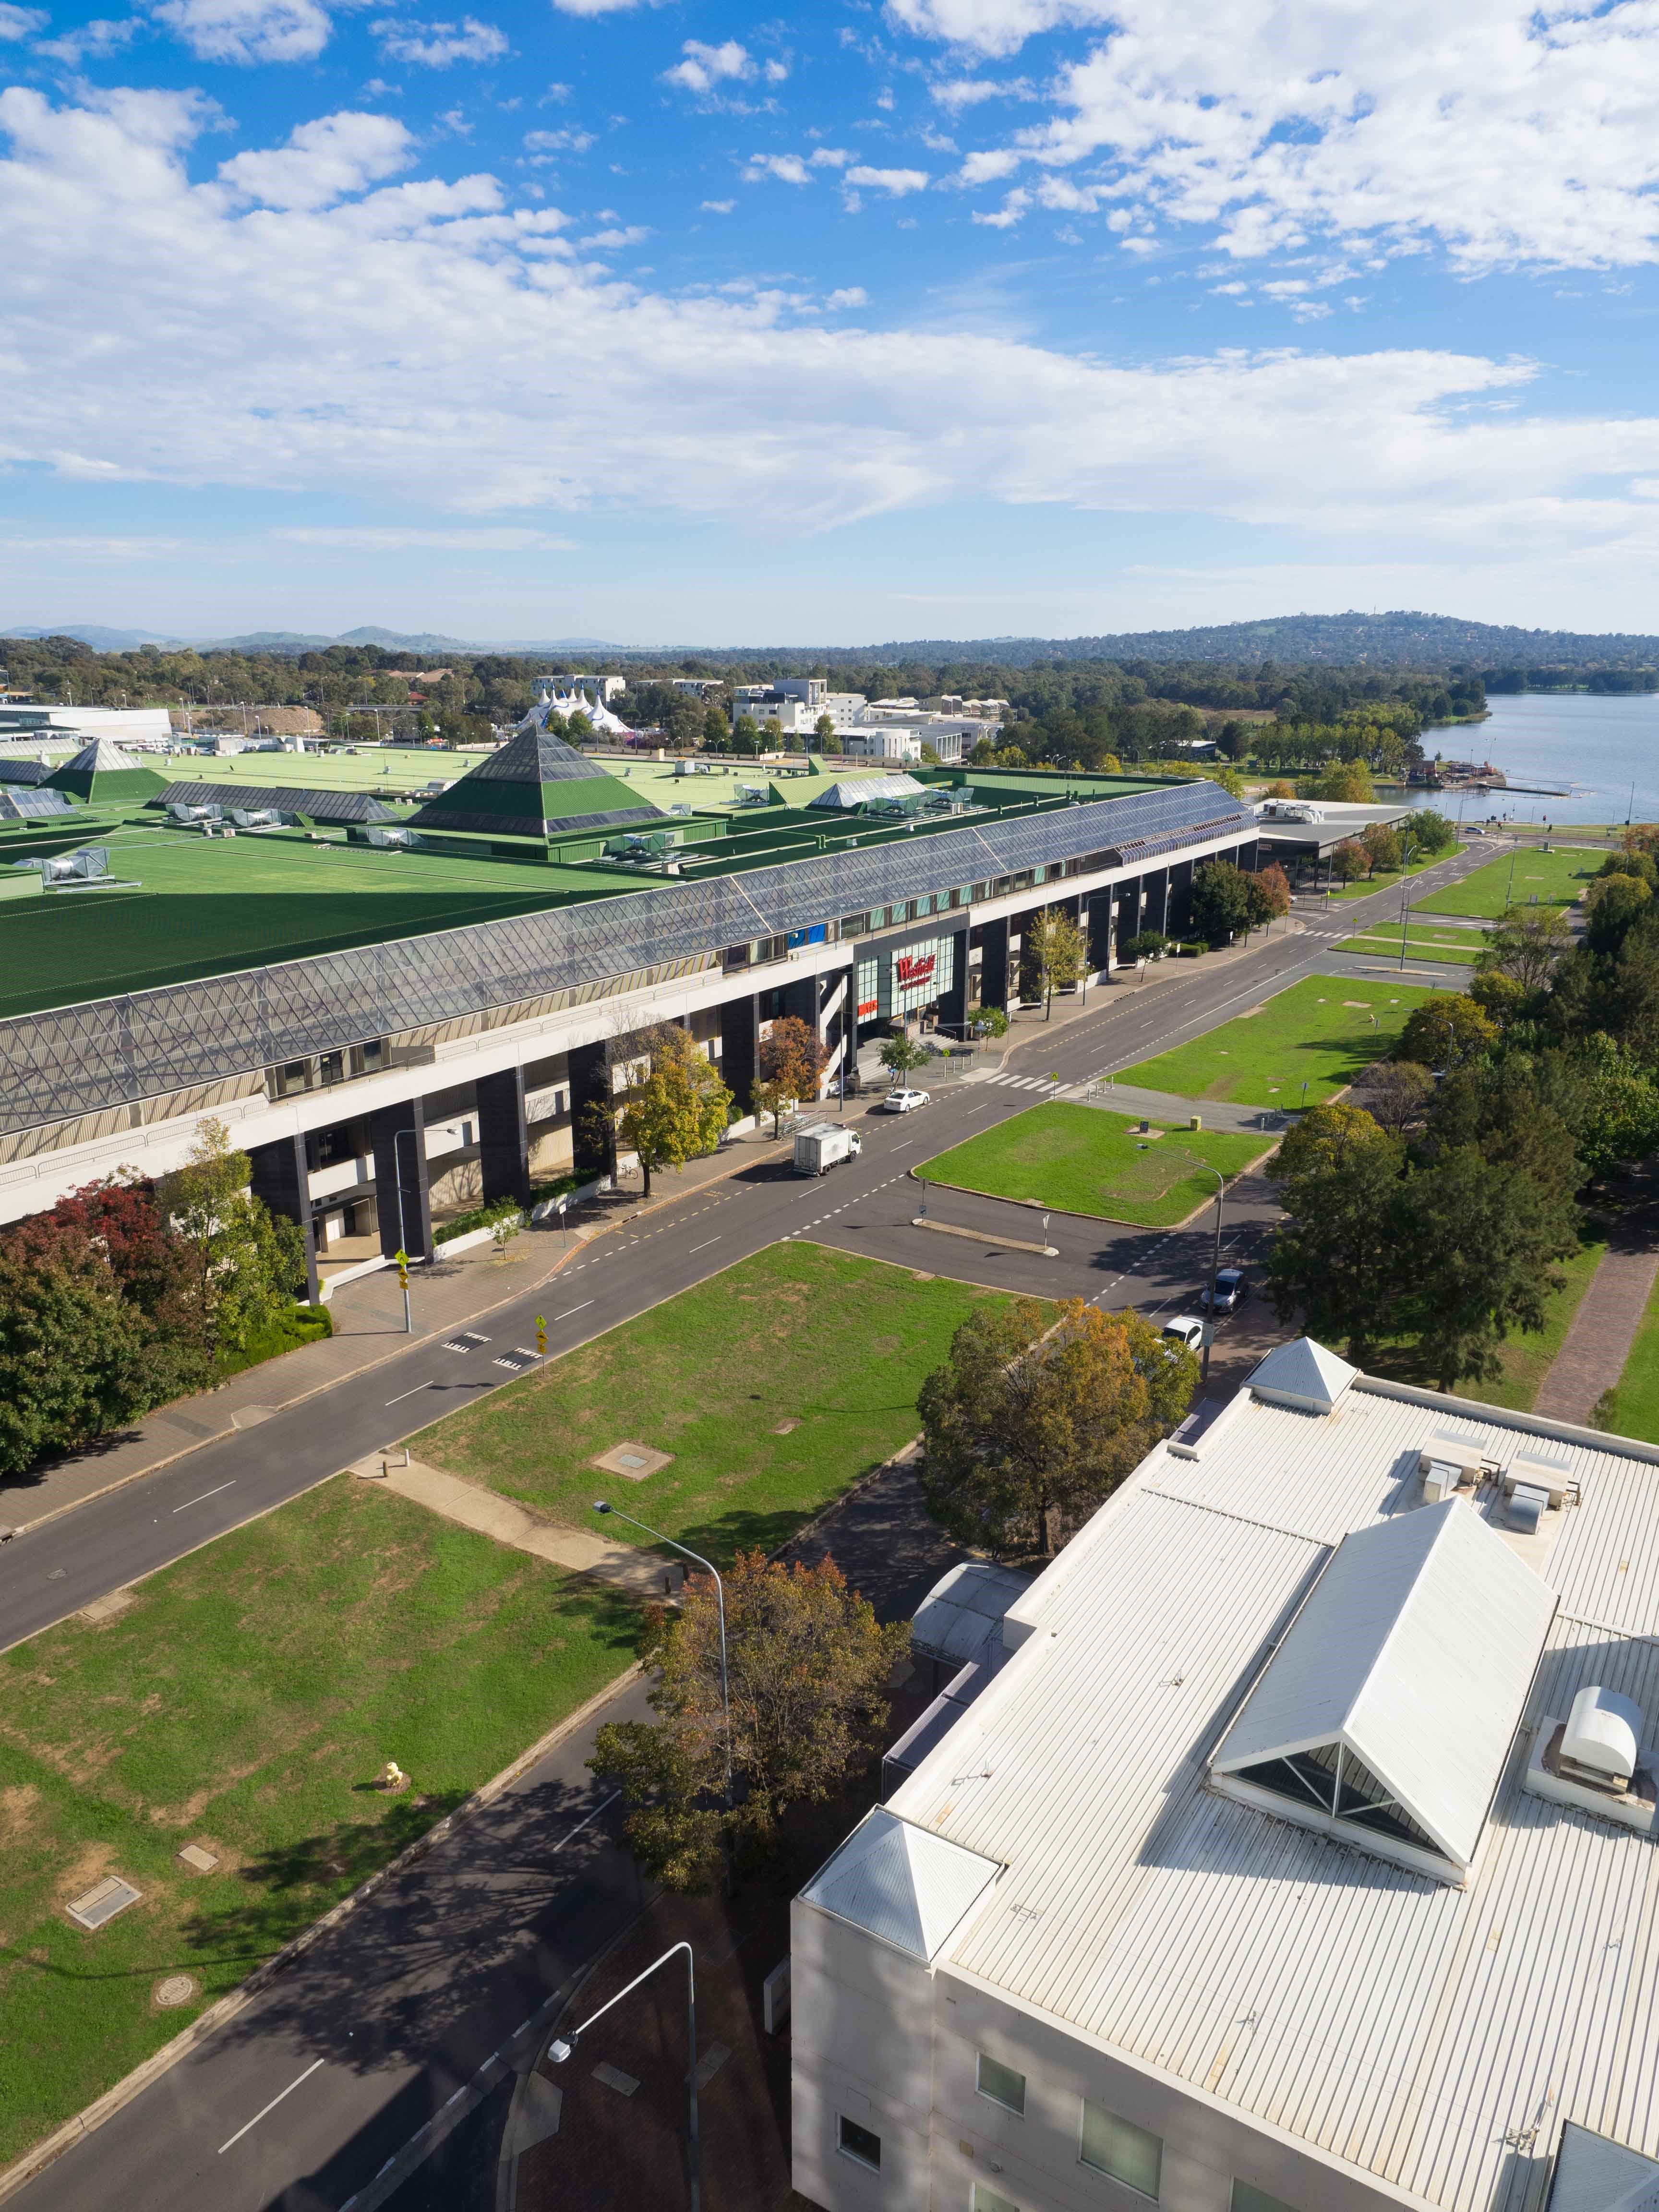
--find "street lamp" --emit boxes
[593,1503,731,1799]
[1395,837,1417,972]
[1194,1166,1226,1385]
[392,1125,420,1334]
[546,1942,702,2212]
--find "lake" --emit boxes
[1421,691,1659,827]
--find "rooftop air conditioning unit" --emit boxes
[1504,1453,1576,1511]
[1560,1685,1643,1793]
[1418,1433,1484,1501]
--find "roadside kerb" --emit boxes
[0,1665,645,2206]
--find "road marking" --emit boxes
[385,1382,433,1407]
[688,1238,721,1253]
[890,1141,914,1152]
[218,2058,326,2154]
[553,1301,593,1320]
[554,1788,621,1852]
[172,1479,236,1514]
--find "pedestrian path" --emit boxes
[1534,1230,1659,1428]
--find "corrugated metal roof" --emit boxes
[884,1358,1659,2212]
[1248,1335,1358,1411]
[800,1807,1001,1960]
[911,1562,1033,1666]
[1212,1499,1557,1869]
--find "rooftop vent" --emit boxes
[1562,1685,1643,1792]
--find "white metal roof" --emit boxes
[1248,1334,1358,1411]
[799,1807,1001,1961]
[882,1345,1659,2212]
[805,773,924,810]
[1212,1498,1557,1870]
[911,1561,1033,1666]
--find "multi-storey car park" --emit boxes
[0,722,1257,1297]
[793,1338,1659,2212]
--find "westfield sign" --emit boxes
[895,951,937,989]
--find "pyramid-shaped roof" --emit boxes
[800,1807,1001,1960]
[1248,1335,1358,1413]
[45,736,168,803]
[406,726,659,839]
[1212,1498,1556,1875]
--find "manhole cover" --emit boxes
[154,1974,197,2008]
[178,1843,218,1873]
[67,1875,142,1930]
[592,1441,673,1480]
[78,1588,133,1626]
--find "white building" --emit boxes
[793,1338,1659,2212]
[0,703,173,748]
[733,680,868,737]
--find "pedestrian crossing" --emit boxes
[983,1073,1065,1092]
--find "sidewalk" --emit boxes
[1534,1217,1659,1428]
[0,1122,800,1536]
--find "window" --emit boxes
[975,2052,1026,2116]
[973,2187,1021,2212]
[1080,2104,1162,2199]
[837,2115,881,2171]
[1231,2185,1297,2212]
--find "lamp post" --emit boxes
[546,1943,701,2212]
[1395,837,1417,972]
[593,1503,731,1800]
[392,1124,419,1334]
[1195,1166,1226,1385]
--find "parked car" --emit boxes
[1162,1315,1206,1351]
[880,1087,932,1114]
[1202,1267,1249,1313]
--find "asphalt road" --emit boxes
[5,832,1504,2212]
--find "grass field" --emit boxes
[1416,845,1601,918]
[1116,975,1437,1107]
[914,1102,1274,1225]
[413,1242,1021,1559]
[1304,853,1446,904]
[1595,1269,1659,1442]
[0,830,607,1021]
[0,1479,637,2167]
[1338,922,1488,965]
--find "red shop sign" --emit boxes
[895,952,937,988]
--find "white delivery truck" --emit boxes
[793,1123,863,1176]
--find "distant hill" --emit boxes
[859,612,1659,671]
[0,623,180,651]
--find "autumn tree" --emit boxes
[589,1552,908,1889]
[1256,863,1292,923]
[1396,993,1497,1071]
[754,1013,828,1134]
[1351,1059,1434,1135]
[157,1119,306,1358]
[610,1026,732,1196]
[1023,906,1085,1017]
[1360,822,1402,877]
[918,1298,1196,1559]
[1330,838,1368,885]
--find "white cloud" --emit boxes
[898,0,1659,270]
[825,286,868,309]
[34,14,141,58]
[844,164,929,195]
[810,146,852,168]
[373,15,506,64]
[662,38,750,94]
[700,196,734,212]
[746,152,810,184]
[0,4,48,38]
[524,125,594,154]
[931,76,1028,108]
[274,526,577,549]
[7,82,1659,596]
[218,110,415,208]
[763,58,788,83]
[550,0,656,11]
[579,222,648,247]
[152,0,336,62]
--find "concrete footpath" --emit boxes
[0,1124,801,1536]
[1534,1222,1659,1429]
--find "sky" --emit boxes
[2,0,1659,645]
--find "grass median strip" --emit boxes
[1415,845,1600,919]
[411,1241,1022,1561]
[1115,974,1436,1108]
[1338,925,1487,965]
[914,1102,1274,1227]
[0,1478,638,2169]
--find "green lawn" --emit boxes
[414,1242,1021,1561]
[1116,975,1437,1108]
[0,1479,637,2168]
[1338,922,1487,965]
[1303,852,1447,904]
[914,1102,1274,1226]
[1415,845,1601,918]
[1595,1267,1659,1441]
[1455,1236,1608,1412]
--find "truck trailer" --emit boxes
[793,1123,863,1176]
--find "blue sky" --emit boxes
[2,0,1658,643]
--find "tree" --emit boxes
[0,1243,155,1475]
[156,1119,305,1358]
[1575,1035,1659,1179]
[701,701,729,752]
[878,1034,931,1084]
[612,1027,732,1195]
[918,1298,1196,1558]
[589,1552,907,1888]
[813,713,836,747]
[1396,993,1497,1070]
[1477,905,1571,999]
[1585,872,1653,955]
[754,1013,828,1135]
[1352,1060,1434,1134]
[732,713,760,756]
[1266,1111,1408,1362]
[1121,930,1170,963]
[1188,860,1256,944]
[1023,906,1085,1017]
[1217,718,1250,760]
[1256,864,1292,923]
[1360,822,1403,877]
[1404,808,1456,855]
[1311,759,1375,803]
[1330,838,1368,885]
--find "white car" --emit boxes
[880,1087,932,1114]
[1162,1315,1206,1351]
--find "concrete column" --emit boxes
[978,915,1010,1011]
[1086,888,1115,972]
[248,1131,319,1304]
[476,1065,531,1209]
[938,924,970,1032]
[1144,866,1171,937]
[369,1097,433,1262]
[720,992,759,1120]
[1168,857,1195,936]
[568,1038,614,1182]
